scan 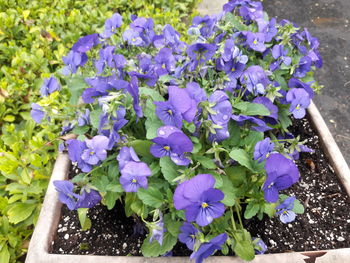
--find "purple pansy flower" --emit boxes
[252,97,279,125]
[81,135,109,165]
[254,138,275,163]
[155,86,197,128]
[62,50,88,74]
[102,13,123,38]
[154,48,176,76]
[67,140,92,172]
[270,44,292,71]
[40,76,61,97]
[190,233,228,263]
[178,222,199,250]
[127,76,143,118]
[257,18,278,42]
[149,213,166,245]
[294,56,312,78]
[123,28,143,46]
[187,43,216,70]
[231,114,272,132]
[77,109,90,126]
[253,237,267,255]
[150,126,193,166]
[173,174,225,226]
[276,196,296,223]
[72,33,99,53]
[119,161,152,192]
[240,65,269,95]
[191,15,217,38]
[53,180,101,210]
[30,103,45,124]
[288,78,314,99]
[239,1,264,21]
[117,146,140,170]
[290,144,314,160]
[286,88,310,119]
[95,46,126,74]
[263,153,300,203]
[245,32,266,52]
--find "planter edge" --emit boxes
[25,103,350,263]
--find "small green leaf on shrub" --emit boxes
[7,203,37,224]
[244,203,259,219]
[159,157,180,185]
[229,148,254,171]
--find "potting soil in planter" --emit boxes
[51,116,350,256]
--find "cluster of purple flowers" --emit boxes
[31,0,323,260]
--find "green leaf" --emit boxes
[159,157,180,185]
[219,176,235,206]
[0,243,10,263]
[72,125,89,135]
[164,214,182,237]
[7,202,37,224]
[222,121,241,147]
[244,203,259,219]
[233,101,270,116]
[77,208,91,231]
[144,100,163,139]
[90,108,103,130]
[232,239,255,261]
[141,232,177,257]
[67,75,88,105]
[229,148,254,172]
[104,191,122,210]
[3,115,15,122]
[293,199,305,214]
[264,203,276,218]
[129,140,153,158]
[194,155,216,169]
[137,187,163,208]
[240,131,264,152]
[224,12,249,31]
[139,87,164,101]
[278,107,292,131]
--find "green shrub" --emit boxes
[0,1,199,262]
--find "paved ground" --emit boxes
[198,0,350,165]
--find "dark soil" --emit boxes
[51,116,350,256]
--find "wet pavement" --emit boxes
[198,0,350,164]
[263,0,350,164]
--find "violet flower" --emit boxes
[173,174,225,226]
[30,103,45,124]
[119,161,152,192]
[270,44,292,71]
[72,33,100,53]
[286,88,310,119]
[127,76,143,118]
[254,138,274,163]
[123,28,143,46]
[231,114,272,132]
[263,153,300,203]
[102,13,123,38]
[288,78,314,99]
[77,109,90,126]
[117,146,140,170]
[252,97,279,125]
[240,65,269,95]
[187,43,216,70]
[150,126,193,166]
[154,47,176,76]
[245,32,266,52]
[276,196,296,223]
[294,56,312,78]
[253,237,267,254]
[40,76,61,97]
[190,233,228,263]
[178,222,199,250]
[81,135,109,165]
[239,1,264,21]
[257,18,277,42]
[62,50,88,74]
[149,213,166,245]
[53,180,101,210]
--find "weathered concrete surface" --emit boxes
[263,0,350,165]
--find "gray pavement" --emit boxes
[198,0,350,165]
[263,0,350,165]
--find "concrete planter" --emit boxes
[25,101,350,263]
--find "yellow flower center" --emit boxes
[167,109,173,115]
[164,146,170,151]
[231,67,236,72]
[90,151,95,155]
[253,39,258,45]
[132,179,137,183]
[201,202,209,208]
[132,38,136,42]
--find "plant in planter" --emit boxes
[31,0,325,261]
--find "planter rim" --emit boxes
[25,102,350,263]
